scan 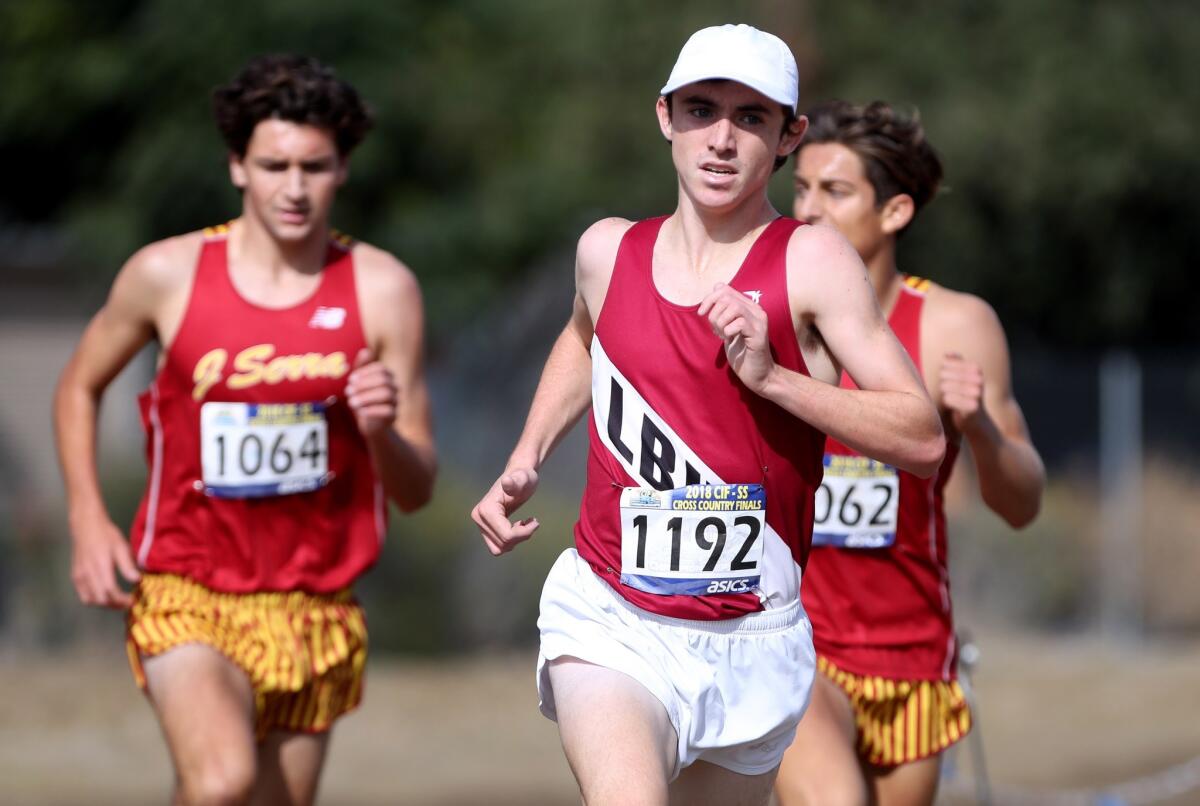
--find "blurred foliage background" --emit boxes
[2,0,1199,656]
[4,0,1196,345]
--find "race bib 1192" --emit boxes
[199,401,330,499]
[619,484,765,596]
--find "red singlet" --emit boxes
[576,216,825,620]
[803,276,962,680]
[128,225,384,594]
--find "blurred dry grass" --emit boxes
[3,458,1199,803]
[1140,459,1200,631]
[3,629,1200,805]
[947,454,1200,635]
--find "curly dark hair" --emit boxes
[801,100,943,224]
[212,54,373,158]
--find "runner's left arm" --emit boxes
[350,247,436,512]
[702,224,945,477]
[932,293,1044,527]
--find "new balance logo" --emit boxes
[308,307,346,329]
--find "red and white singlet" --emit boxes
[128,225,384,594]
[802,275,963,680]
[575,216,826,620]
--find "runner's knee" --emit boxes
[581,781,667,806]
[776,773,867,806]
[178,750,255,806]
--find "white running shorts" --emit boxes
[537,548,816,779]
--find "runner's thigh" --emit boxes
[143,643,257,803]
[670,759,777,806]
[549,657,677,806]
[774,672,866,806]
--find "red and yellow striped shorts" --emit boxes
[819,655,971,767]
[126,573,367,740]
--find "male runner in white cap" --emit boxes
[472,25,944,806]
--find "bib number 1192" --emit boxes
[619,484,765,597]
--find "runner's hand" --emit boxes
[472,469,540,555]
[698,283,774,395]
[347,347,399,439]
[938,352,989,433]
[69,514,140,609]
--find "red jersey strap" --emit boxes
[735,217,805,371]
[889,275,927,375]
[608,216,666,302]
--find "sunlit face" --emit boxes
[228,119,347,244]
[793,141,899,264]
[657,80,805,214]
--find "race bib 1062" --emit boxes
[619,484,765,596]
[199,402,330,499]
[811,454,899,549]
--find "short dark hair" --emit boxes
[663,87,799,172]
[212,54,373,158]
[801,100,943,226]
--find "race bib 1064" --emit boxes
[811,454,899,549]
[619,484,765,596]
[199,401,330,499]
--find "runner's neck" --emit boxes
[665,197,779,276]
[229,215,331,280]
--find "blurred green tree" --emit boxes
[2,0,1195,346]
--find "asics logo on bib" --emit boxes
[706,579,751,594]
[192,345,350,401]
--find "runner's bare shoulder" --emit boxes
[118,230,205,299]
[348,240,424,357]
[785,222,869,320]
[922,283,1005,347]
[349,240,421,304]
[576,217,633,314]
[106,231,206,331]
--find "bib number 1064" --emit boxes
[212,429,324,478]
[200,402,330,499]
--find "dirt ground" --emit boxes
[2,627,1199,805]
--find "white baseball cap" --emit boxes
[661,24,799,113]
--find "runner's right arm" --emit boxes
[54,241,185,607]
[471,219,629,555]
[703,224,944,477]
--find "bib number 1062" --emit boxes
[811,455,899,549]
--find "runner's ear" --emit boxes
[228,152,248,190]
[880,193,915,236]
